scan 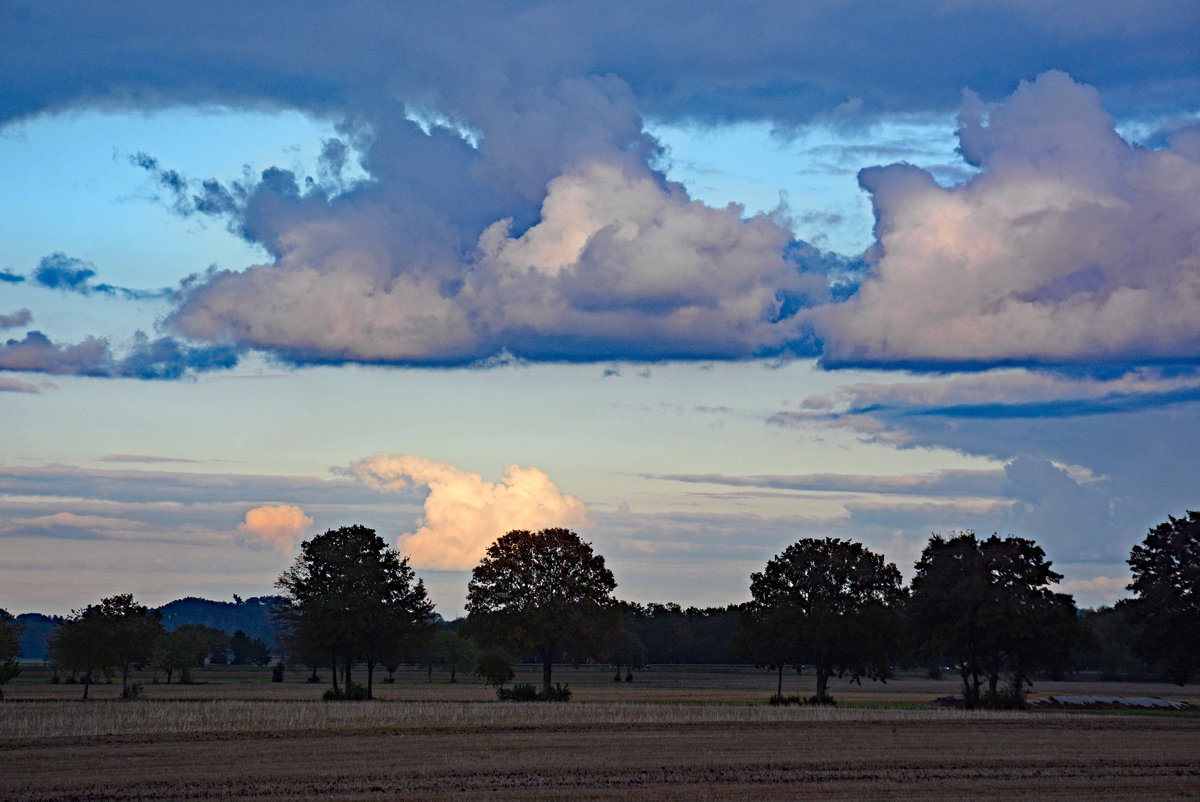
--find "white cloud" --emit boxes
[343,453,589,570]
[238,504,313,554]
[811,71,1200,365]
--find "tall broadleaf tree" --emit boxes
[465,528,620,696]
[1127,511,1200,685]
[47,594,162,699]
[909,532,1078,708]
[744,538,904,703]
[276,525,437,699]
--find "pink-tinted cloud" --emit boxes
[238,504,313,554]
[812,71,1200,366]
[343,453,589,570]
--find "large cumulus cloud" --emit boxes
[342,453,589,570]
[168,156,820,363]
[812,71,1200,367]
[2,4,1197,375]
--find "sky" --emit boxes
[2,0,1200,617]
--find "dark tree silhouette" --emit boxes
[465,528,619,696]
[0,610,22,700]
[229,629,271,666]
[276,525,436,699]
[152,623,226,683]
[910,532,1078,707]
[48,594,162,699]
[1127,510,1200,685]
[744,538,904,704]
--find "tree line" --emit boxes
[3,511,1197,705]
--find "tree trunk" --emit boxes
[542,648,553,696]
[121,663,129,696]
[776,663,783,700]
[987,670,999,707]
[959,665,974,708]
[366,657,375,700]
[345,657,353,692]
[331,649,339,693]
[427,662,433,683]
[815,664,830,703]
[450,661,456,683]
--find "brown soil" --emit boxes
[3,714,1198,800]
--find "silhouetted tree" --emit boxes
[276,525,437,699]
[48,594,162,699]
[465,528,620,696]
[1127,511,1200,685]
[0,610,22,700]
[229,629,271,665]
[423,629,480,683]
[152,623,225,683]
[910,532,1078,707]
[744,538,904,703]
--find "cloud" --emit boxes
[2,5,1196,372]
[0,512,151,541]
[649,468,1007,498]
[28,253,170,300]
[33,253,96,292]
[0,377,39,394]
[342,453,589,570]
[0,309,32,329]
[0,330,239,379]
[775,366,1200,565]
[238,504,313,554]
[810,71,1200,367]
[165,156,826,364]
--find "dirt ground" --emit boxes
[3,714,1199,800]
[3,666,1198,799]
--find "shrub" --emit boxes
[543,682,572,702]
[496,682,572,702]
[322,681,369,701]
[769,695,805,706]
[120,683,143,700]
[271,662,285,683]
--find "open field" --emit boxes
[2,667,1198,799]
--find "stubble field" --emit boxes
[2,666,1198,800]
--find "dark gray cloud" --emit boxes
[0,308,31,329]
[2,2,1196,128]
[32,253,96,292]
[0,330,239,379]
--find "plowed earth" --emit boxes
[4,715,1198,800]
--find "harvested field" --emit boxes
[2,705,1198,800]
[3,667,1198,799]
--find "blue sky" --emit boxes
[2,1,1199,616]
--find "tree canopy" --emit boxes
[465,528,619,696]
[743,537,904,703]
[1127,510,1200,685]
[47,594,162,699]
[0,610,22,700]
[276,524,437,699]
[909,532,1078,708]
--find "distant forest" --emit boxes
[7,596,1152,682]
